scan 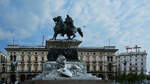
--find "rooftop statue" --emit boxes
[52,15,83,40]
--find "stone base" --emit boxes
[46,39,82,48]
[43,61,87,73]
[47,48,79,61]
[46,39,82,61]
[22,80,112,84]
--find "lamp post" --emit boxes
[115,61,117,84]
[120,59,128,83]
[16,61,19,84]
[12,61,18,84]
[124,61,127,83]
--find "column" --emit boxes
[89,63,93,71]
[18,64,21,72]
[24,63,28,72]
[96,62,99,71]
[31,63,34,71]
[38,63,41,71]
[44,55,47,62]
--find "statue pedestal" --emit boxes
[31,40,101,81]
[23,80,112,84]
[46,40,82,61]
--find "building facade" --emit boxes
[2,45,118,83]
[5,45,48,83]
[0,51,7,83]
[117,49,147,75]
[78,46,118,79]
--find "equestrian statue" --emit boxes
[52,15,83,40]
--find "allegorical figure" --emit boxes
[52,15,83,40]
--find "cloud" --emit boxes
[0,0,52,40]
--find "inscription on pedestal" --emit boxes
[46,40,82,61]
[47,48,78,61]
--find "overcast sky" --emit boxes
[0,0,150,72]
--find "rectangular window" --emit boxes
[93,64,96,72]
[1,55,3,62]
[100,56,103,62]
[28,52,31,55]
[22,56,24,61]
[2,67,5,73]
[42,57,44,62]
[35,64,38,72]
[10,55,13,61]
[111,57,113,62]
[87,65,89,72]
[22,52,24,55]
[35,57,38,62]
[141,63,143,65]
[14,55,16,61]
[28,64,31,72]
[22,65,24,72]
[136,59,137,61]
[100,65,102,71]
[28,56,31,62]
[141,59,143,61]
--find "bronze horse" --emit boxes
[52,15,83,40]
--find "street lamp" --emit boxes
[120,58,129,84]
[115,61,118,84]
[12,61,18,84]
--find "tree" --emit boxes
[117,73,147,84]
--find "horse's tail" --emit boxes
[77,28,83,37]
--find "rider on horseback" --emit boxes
[52,15,83,40]
[64,15,74,28]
